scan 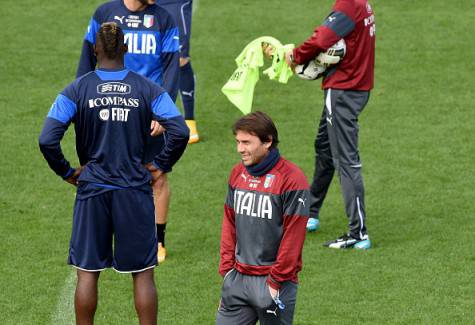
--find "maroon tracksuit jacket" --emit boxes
[293,0,376,90]
[219,157,309,290]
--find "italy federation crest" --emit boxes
[143,15,154,28]
[264,174,275,189]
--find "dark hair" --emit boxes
[97,22,125,59]
[232,111,279,148]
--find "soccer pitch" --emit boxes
[1,0,474,324]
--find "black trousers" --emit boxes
[309,88,370,239]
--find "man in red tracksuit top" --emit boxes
[285,0,375,249]
[217,111,309,325]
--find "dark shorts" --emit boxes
[160,0,193,58]
[143,134,165,164]
[68,187,157,272]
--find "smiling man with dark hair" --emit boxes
[217,111,309,325]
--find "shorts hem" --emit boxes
[70,264,108,272]
[112,264,157,274]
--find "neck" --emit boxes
[97,59,124,70]
[123,0,147,12]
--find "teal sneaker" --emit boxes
[323,234,371,249]
[354,237,371,249]
[306,218,320,232]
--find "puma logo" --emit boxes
[114,16,125,24]
[181,90,194,97]
[266,307,278,316]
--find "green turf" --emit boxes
[0,0,474,324]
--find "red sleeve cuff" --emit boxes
[219,269,231,278]
[292,48,300,64]
[267,276,281,290]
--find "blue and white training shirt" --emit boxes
[39,68,189,188]
[77,0,180,101]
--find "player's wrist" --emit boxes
[266,275,282,290]
[152,161,170,174]
[62,167,75,180]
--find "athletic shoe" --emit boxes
[306,218,320,232]
[157,243,167,263]
[185,120,200,144]
[323,234,371,249]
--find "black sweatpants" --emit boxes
[309,88,370,239]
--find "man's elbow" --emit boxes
[181,125,190,142]
[38,132,58,153]
[174,123,190,143]
[38,133,51,150]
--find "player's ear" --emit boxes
[264,137,273,150]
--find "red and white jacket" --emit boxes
[219,157,309,290]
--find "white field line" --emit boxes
[50,270,75,325]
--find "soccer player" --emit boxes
[217,112,309,325]
[158,0,200,143]
[266,0,375,249]
[39,23,189,324]
[77,0,181,262]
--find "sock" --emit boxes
[180,61,195,120]
[156,223,167,246]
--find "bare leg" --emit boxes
[153,173,170,227]
[132,268,158,325]
[75,270,100,325]
[152,174,169,262]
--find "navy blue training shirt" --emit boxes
[77,0,180,101]
[39,68,189,188]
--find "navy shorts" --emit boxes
[68,187,157,272]
[160,0,193,58]
[143,133,165,164]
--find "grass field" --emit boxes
[1,0,474,324]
